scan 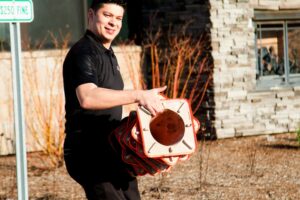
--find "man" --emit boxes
[62,0,166,199]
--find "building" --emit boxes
[0,0,300,155]
[210,0,300,138]
[138,0,300,138]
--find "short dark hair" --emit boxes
[90,0,127,11]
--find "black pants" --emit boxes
[82,179,140,200]
[64,136,140,200]
[64,152,141,200]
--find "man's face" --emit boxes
[89,4,124,47]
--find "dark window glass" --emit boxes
[255,21,300,87]
[0,0,136,51]
[288,23,300,75]
[0,0,86,51]
[256,23,284,77]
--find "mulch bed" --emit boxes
[0,133,299,199]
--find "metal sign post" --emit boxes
[0,1,34,200]
[9,21,28,200]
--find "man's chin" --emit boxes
[99,36,114,45]
[104,35,117,42]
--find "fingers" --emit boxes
[152,86,167,115]
[144,98,164,116]
[158,94,167,100]
[146,105,156,117]
[155,85,167,93]
[137,86,167,116]
[153,99,164,115]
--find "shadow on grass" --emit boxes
[260,144,300,150]
[282,137,298,142]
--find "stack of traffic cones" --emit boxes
[109,98,200,176]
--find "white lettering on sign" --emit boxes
[0,6,14,15]
[0,1,33,22]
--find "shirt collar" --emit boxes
[85,29,115,55]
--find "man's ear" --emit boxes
[87,8,95,23]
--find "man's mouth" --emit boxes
[105,27,115,35]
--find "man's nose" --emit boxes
[108,18,116,26]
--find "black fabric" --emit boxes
[83,179,140,200]
[63,30,137,192]
[63,30,124,136]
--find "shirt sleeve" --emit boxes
[72,53,98,88]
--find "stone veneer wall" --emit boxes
[210,0,300,138]
[0,46,142,155]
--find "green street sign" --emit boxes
[0,0,34,23]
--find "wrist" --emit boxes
[134,90,141,103]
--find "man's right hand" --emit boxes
[136,86,167,116]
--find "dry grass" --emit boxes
[1,133,299,199]
[22,32,70,168]
[23,60,65,168]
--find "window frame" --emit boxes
[253,10,300,89]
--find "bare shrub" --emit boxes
[140,21,213,196]
[142,22,213,115]
[23,32,70,168]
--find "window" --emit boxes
[0,0,86,50]
[254,10,300,89]
[0,0,138,50]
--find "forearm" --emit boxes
[76,83,167,115]
[77,86,140,110]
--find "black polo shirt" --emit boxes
[63,30,124,149]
